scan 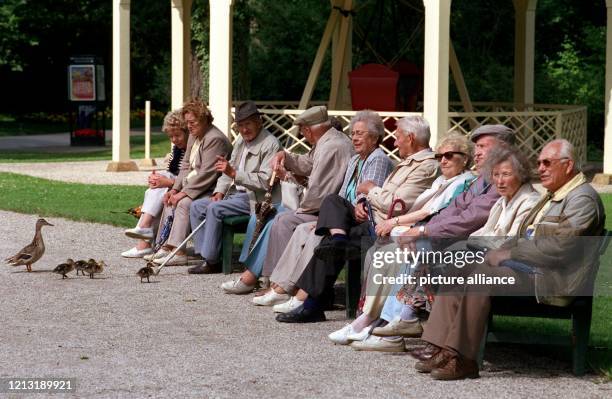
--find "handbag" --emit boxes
[280,180,304,211]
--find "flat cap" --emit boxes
[293,105,328,126]
[469,124,515,144]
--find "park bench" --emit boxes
[481,230,611,376]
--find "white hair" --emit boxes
[547,139,580,172]
[350,110,385,142]
[396,116,431,147]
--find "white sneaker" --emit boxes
[144,249,169,261]
[153,253,188,266]
[328,324,357,345]
[221,279,255,295]
[346,326,371,342]
[251,290,290,306]
[272,296,304,313]
[125,226,154,240]
[350,335,406,352]
[121,247,154,258]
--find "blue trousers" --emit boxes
[189,192,251,263]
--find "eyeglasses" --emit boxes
[536,157,568,167]
[351,130,370,137]
[185,120,200,127]
[435,151,466,161]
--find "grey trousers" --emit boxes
[270,221,322,293]
[261,210,319,277]
[189,192,251,263]
[158,196,193,248]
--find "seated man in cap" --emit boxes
[224,105,355,291]
[416,139,605,380]
[185,101,281,273]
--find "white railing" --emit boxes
[230,101,587,163]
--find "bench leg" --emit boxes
[221,226,234,275]
[571,303,592,376]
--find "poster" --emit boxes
[69,65,96,101]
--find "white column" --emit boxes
[208,0,234,137]
[595,0,612,183]
[171,0,192,110]
[108,0,138,172]
[513,0,537,107]
[422,0,451,146]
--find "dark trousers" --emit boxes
[314,194,357,236]
[297,221,374,301]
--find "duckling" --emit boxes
[136,262,155,283]
[53,259,75,279]
[4,218,53,272]
[83,260,105,279]
[73,259,91,276]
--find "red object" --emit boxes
[348,64,399,112]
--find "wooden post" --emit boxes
[108,0,138,172]
[422,0,451,146]
[328,0,353,110]
[171,0,193,110]
[449,40,476,129]
[208,0,234,137]
[141,100,157,167]
[594,0,612,184]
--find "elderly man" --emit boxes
[184,101,281,273]
[417,139,605,380]
[223,105,354,292]
[276,115,439,323]
[148,99,232,264]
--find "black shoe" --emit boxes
[314,240,361,262]
[188,261,221,274]
[275,305,326,323]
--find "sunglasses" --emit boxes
[536,157,568,167]
[435,151,466,161]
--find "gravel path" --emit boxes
[1,210,610,398]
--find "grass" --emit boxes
[0,170,610,376]
[0,133,170,163]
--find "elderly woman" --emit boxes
[365,143,540,348]
[222,110,394,298]
[146,99,232,264]
[121,110,189,258]
[327,132,476,344]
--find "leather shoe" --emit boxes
[415,348,452,373]
[431,355,479,380]
[275,304,326,323]
[371,317,423,337]
[410,343,440,361]
[188,261,221,274]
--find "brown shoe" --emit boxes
[414,348,452,373]
[410,343,440,361]
[430,355,479,380]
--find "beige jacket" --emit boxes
[172,125,232,199]
[214,128,282,212]
[509,174,606,306]
[284,127,354,214]
[366,149,439,223]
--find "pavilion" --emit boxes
[107,0,612,184]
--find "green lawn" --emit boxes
[0,133,170,163]
[0,170,610,376]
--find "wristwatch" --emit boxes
[418,225,426,237]
[394,217,400,226]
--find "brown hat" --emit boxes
[235,101,261,123]
[293,105,328,126]
[469,124,515,144]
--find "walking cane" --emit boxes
[154,182,234,275]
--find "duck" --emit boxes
[83,260,105,279]
[53,259,75,279]
[136,262,155,283]
[4,218,53,272]
[74,258,96,276]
